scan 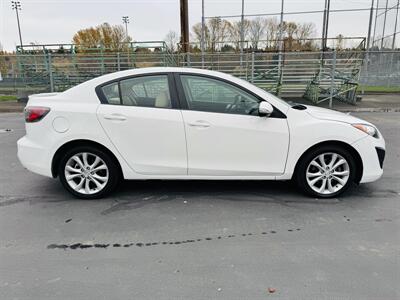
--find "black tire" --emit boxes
[58,145,120,199]
[295,145,356,198]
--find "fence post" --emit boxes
[251,52,255,83]
[48,52,54,92]
[276,52,283,98]
[117,52,121,71]
[100,46,105,74]
[361,51,368,95]
[186,52,191,67]
[387,52,394,87]
[329,50,336,109]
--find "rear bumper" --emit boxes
[17,136,52,177]
[352,134,385,183]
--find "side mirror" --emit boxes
[259,101,274,117]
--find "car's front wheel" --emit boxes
[295,145,356,198]
[58,146,120,199]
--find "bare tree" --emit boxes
[165,30,179,52]
[192,20,211,50]
[294,22,316,41]
[191,18,230,51]
[191,23,202,43]
[190,17,317,52]
[229,19,250,51]
[265,17,280,50]
[249,17,266,50]
[207,18,231,52]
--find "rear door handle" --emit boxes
[103,114,127,121]
[187,120,211,128]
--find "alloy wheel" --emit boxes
[306,152,350,195]
[64,152,109,195]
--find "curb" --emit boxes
[335,107,400,113]
[0,109,24,113]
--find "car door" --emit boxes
[96,73,187,175]
[176,74,289,176]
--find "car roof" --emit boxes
[96,67,235,82]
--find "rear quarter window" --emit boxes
[101,82,120,105]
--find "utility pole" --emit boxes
[180,0,189,53]
[11,1,23,48]
[240,0,245,66]
[122,16,129,38]
[201,0,205,67]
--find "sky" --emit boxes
[0,0,388,51]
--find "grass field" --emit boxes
[360,86,400,93]
[0,95,17,101]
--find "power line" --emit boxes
[205,7,390,19]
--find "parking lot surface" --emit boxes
[0,112,399,299]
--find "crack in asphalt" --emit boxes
[46,228,302,250]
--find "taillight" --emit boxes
[24,106,50,123]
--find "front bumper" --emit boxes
[351,134,385,183]
[17,136,52,177]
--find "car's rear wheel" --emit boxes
[295,145,356,198]
[58,146,120,199]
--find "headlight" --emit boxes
[352,124,378,138]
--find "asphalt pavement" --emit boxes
[0,112,399,300]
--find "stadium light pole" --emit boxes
[362,0,375,95]
[366,0,375,50]
[122,16,129,38]
[122,16,130,66]
[380,0,389,48]
[278,0,284,52]
[372,0,380,48]
[11,1,23,48]
[277,0,284,97]
[391,0,399,49]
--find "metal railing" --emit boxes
[0,50,399,107]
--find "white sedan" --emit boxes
[17,67,385,199]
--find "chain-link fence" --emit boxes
[372,0,400,49]
[0,50,399,106]
[361,51,400,87]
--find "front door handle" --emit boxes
[103,114,127,121]
[187,120,211,128]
